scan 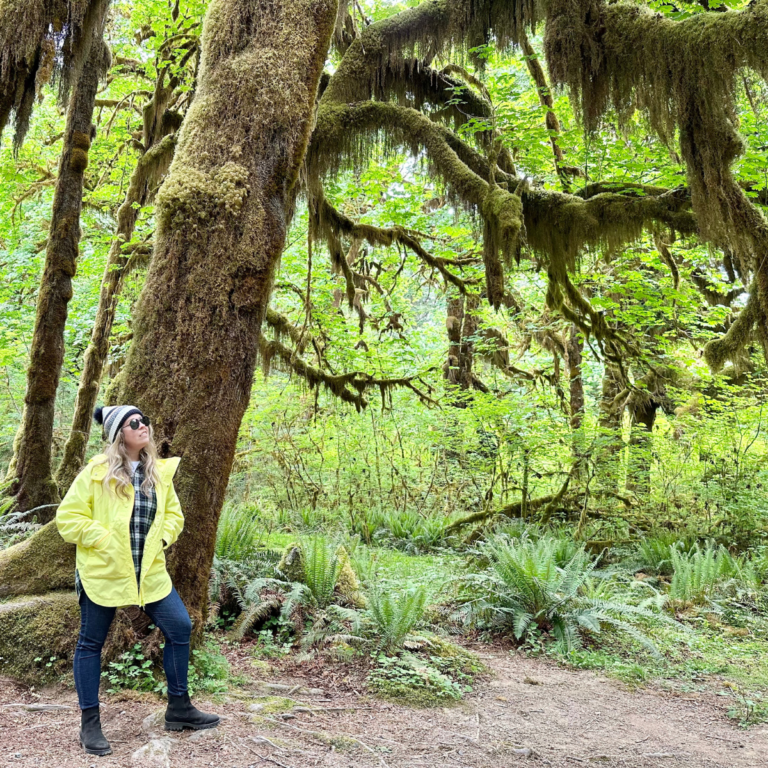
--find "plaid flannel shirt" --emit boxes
[75,461,157,600]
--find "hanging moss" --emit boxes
[542,0,768,347]
[0,0,106,149]
[322,0,541,108]
[522,188,697,269]
[311,100,524,309]
[481,186,523,309]
[264,308,310,354]
[312,185,475,294]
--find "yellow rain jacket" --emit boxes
[55,453,185,609]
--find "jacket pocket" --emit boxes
[86,534,124,580]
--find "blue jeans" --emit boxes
[73,584,193,710]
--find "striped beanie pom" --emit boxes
[94,404,144,444]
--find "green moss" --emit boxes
[336,546,366,608]
[255,695,295,714]
[277,543,305,583]
[0,0,96,148]
[703,286,758,373]
[69,147,89,173]
[157,161,249,229]
[542,0,768,334]
[0,522,75,599]
[0,591,81,684]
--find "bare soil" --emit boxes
[3,643,767,768]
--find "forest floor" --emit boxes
[3,641,767,768]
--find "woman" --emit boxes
[56,403,220,756]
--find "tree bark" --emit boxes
[565,324,584,430]
[4,10,109,522]
[114,0,337,645]
[597,362,625,490]
[445,292,484,397]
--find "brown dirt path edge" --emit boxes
[2,647,767,768]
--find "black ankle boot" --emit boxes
[79,705,112,756]
[164,691,221,731]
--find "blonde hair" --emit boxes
[92,423,162,501]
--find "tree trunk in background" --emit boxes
[3,13,109,522]
[565,323,585,472]
[445,292,482,396]
[597,362,625,489]
[115,0,337,644]
[54,79,179,494]
[565,324,584,429]
[626,397,657,496]
[445,295,468,391]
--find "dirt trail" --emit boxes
[3,647,767,767]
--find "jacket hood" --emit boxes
[88,453,181,484]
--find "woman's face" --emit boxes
[121,414,150,452]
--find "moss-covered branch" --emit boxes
[702,287,760,373]
[542,0,768,354]
[312,100,524,308]
[314,190,479,294]
[322,0,540,108]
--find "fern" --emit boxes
[302,605,364,649]
[670,541,757,606]
[299,535,342,608]
[457,533,674,655]
[215,501,265,561]
[364,582,428,653]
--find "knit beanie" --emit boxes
[94,404,144,444]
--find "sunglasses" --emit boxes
[125,415,151,431]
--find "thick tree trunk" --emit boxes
[114,0,337,645]
[54,82,179,494]
[4,13,108,521]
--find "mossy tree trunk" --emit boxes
[113,0,337,644]
[565,324,584,430]
[626,397,657,496]
[445,293,481,395]
[597,362,625,491]
[0,0,336,682]
[4,12,109,522]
